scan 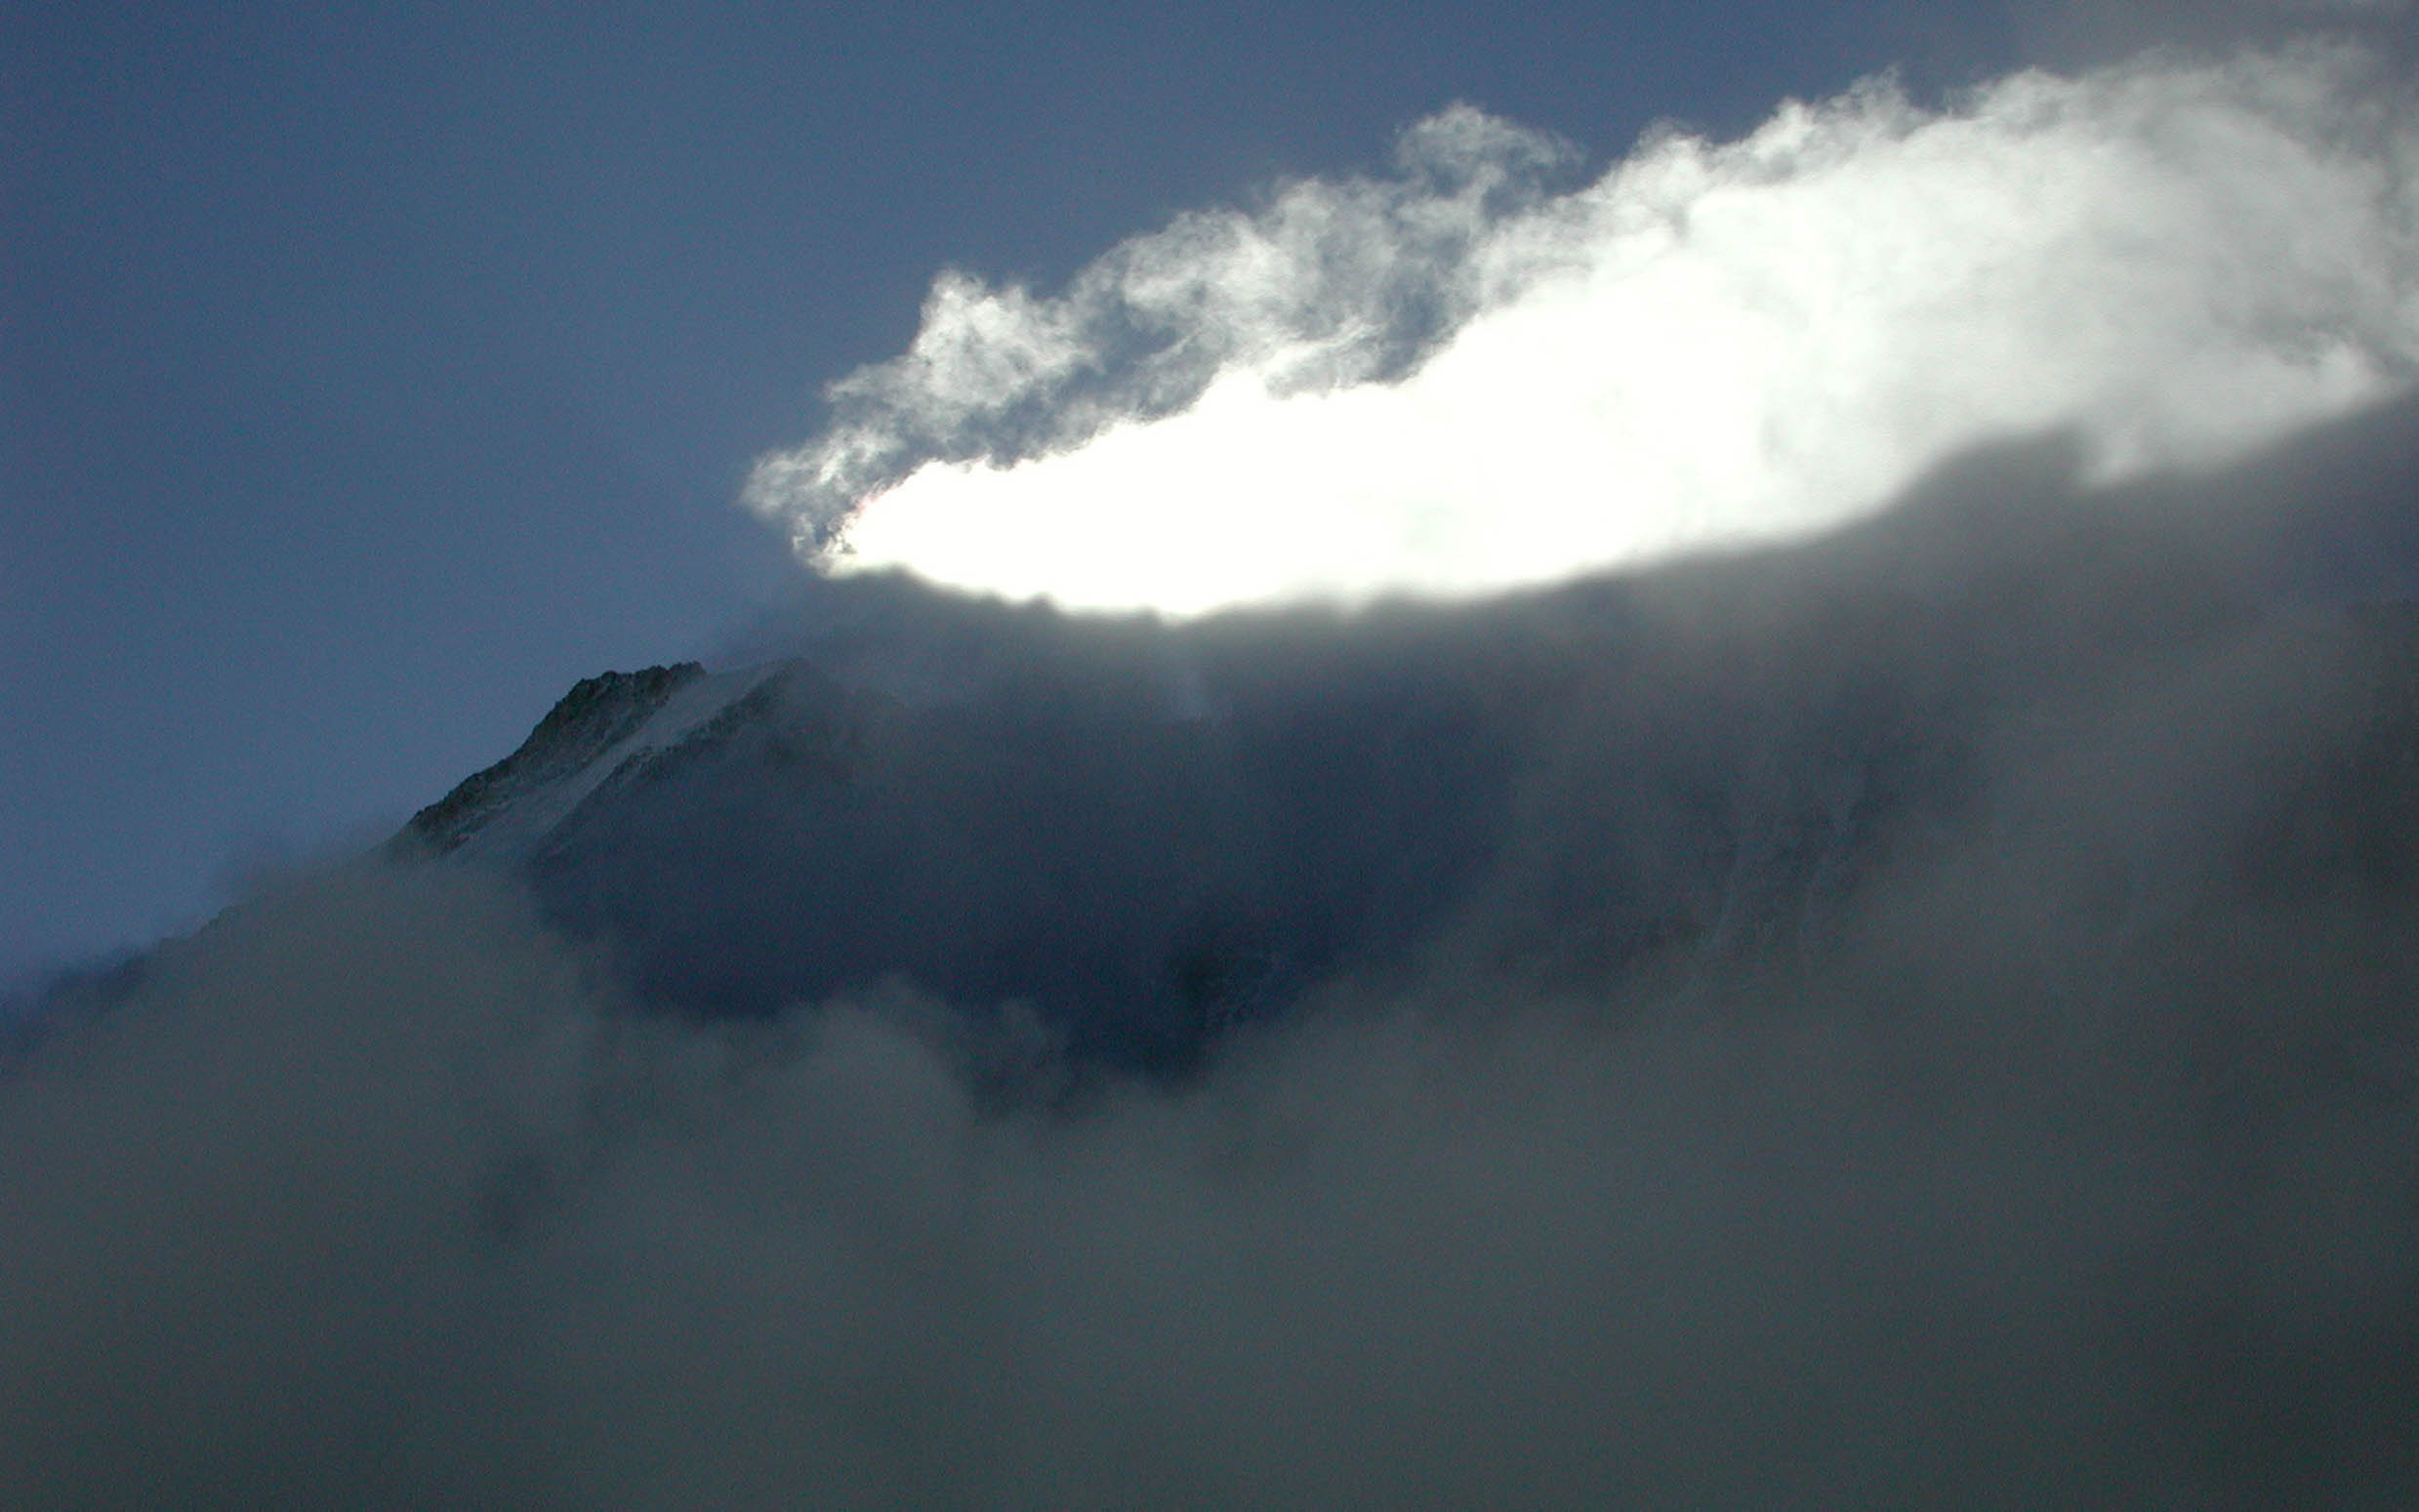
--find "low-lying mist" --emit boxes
[9,400,2419,1505]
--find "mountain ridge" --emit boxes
[395,412,2419,1076]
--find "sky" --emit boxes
[12,363,2419,1501]
[12,3,2419,1500]
[1,3,2413,972]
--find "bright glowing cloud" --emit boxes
[749,47,2419,614]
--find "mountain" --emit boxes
[13,405,2419,1507]
[397,416,2419,1085]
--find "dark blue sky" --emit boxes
[1,0,2372,974]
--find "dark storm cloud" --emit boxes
[10,401,2419,1504]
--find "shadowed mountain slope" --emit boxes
[408,398,2419,1079]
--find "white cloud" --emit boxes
[749,47,2419,616]
[18,457,2419,1498]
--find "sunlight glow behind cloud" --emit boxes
[749,47,2419,615]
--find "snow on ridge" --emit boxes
[410,662,793,863]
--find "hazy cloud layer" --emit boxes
[8,738,2415,1503]
[748,46,2419,613]
[14,406,2419,1503]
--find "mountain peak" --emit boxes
[403,662,711,856]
